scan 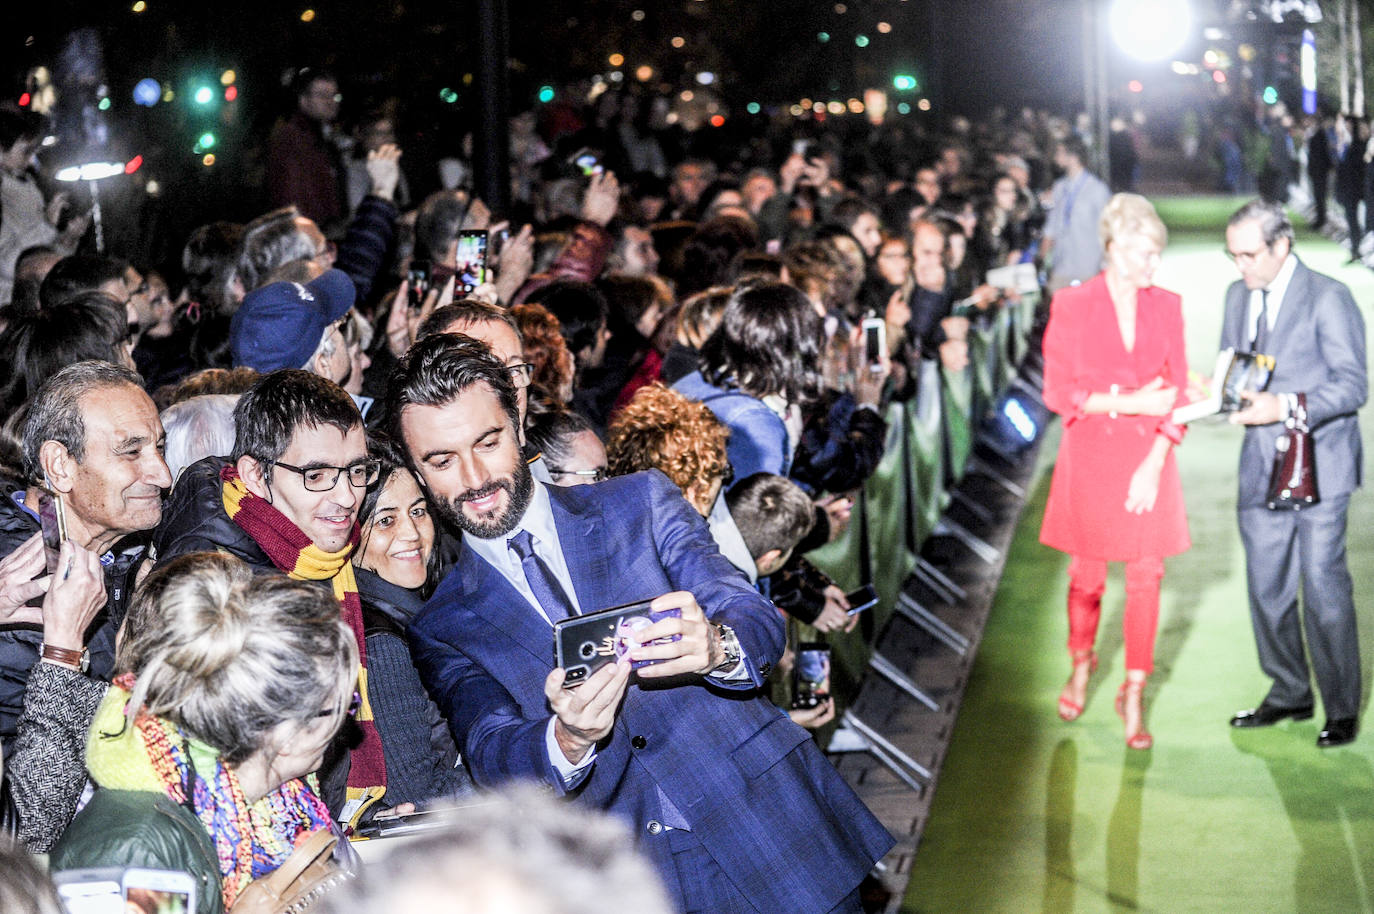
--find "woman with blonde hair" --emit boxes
[1040,193,1190,750]
[52,553,359,913]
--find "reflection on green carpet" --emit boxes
[903,198,1374,913]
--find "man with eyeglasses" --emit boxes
[154,368,394,820]
[267,67,346,229]
[155,369,371,567]
[1221,199,1367,749]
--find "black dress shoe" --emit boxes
[1230,701,1315,728]
[1318,718,1358,748]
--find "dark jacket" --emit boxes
[355,568,471,810]
[51,790,223,914]
[152,457,272,571]
[0,480,144,745]
[790,390,888,496]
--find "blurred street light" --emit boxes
[1109,0,1192,61]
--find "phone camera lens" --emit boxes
[579,641,597,660]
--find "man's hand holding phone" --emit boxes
[546,659,631,764]
[629,591,720,678]
[42,540,106,653]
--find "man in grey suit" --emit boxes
[1222,200,1367,748]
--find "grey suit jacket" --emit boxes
[1220,258,1367,508]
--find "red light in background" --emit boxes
[1213,70,1226,84]
[225,86,238,102]
[18,93,30,107]
[125,155,143,174]
[1127,80,1143,93]
[710,114,725,127]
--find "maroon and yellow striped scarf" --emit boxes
[220,465,387,825]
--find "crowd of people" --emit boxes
[0,64,1195,913]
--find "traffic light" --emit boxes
[893,74,918,91]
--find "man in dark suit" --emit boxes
[391,334,893,914]
[1222,200,1367,748]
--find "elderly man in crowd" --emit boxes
[0,361,171,744]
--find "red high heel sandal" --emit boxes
[1116,679,1153,750]
[1057,650,1097,722]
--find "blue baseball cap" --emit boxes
[230,269,357,373]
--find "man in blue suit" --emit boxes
[392,335,893,914]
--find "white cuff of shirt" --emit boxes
[707,646,753,682]
[547,716,597,786]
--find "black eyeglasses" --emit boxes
[273,459,381,492]
[547,466,606,482]
[506,362,535,389]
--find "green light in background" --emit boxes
[746,102,761,114]
[538,85,555,103]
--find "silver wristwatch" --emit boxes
[711,622,743,673]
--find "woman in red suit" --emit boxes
[1040,193,1190,749]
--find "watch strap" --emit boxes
[41,643,87,671]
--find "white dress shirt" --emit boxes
[1246,252,1298,419]
[1247,252,1298,345]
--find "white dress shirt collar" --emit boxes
[1250,252,1299,339]
[461,478,582,621]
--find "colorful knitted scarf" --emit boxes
[88,675,335,910]
[220,464,387,824]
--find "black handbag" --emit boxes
[1266,393,1319,510]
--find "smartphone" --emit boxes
[845,583,879,616]
[407,260,432,311]
[861,317,886,373]
[454,230,489,293]
[792,642,832,709]
[36,487,67,575]
[122,868,196,914]
[54,869,124,914]
[554,600,682,688]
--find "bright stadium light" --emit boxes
[1109,0,1192,61]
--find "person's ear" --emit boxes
[39,440,76,495]
[238,455,272,502]
[756,548,785,577]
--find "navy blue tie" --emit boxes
[507,529,577,622]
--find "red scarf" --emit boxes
[220,465,387,823]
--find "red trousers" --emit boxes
[1066,555,1164,674]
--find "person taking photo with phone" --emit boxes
[392,335,893,914]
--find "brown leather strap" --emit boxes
[40,644,84,669]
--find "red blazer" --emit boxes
[1040,274,1191,560]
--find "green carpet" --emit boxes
[903,198,1374,913]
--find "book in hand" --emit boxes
[1172,347,1277,424]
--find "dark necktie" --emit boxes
[1252,289,1270,354]
[507,529,577,622]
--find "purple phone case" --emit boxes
[554,603,683,686]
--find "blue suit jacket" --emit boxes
[409,471,893,913]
